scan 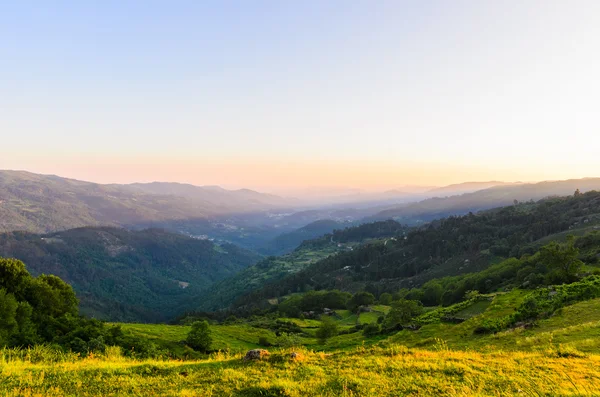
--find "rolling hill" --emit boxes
[234,190,600,310]
[0,226,261,322]
[189,220,408,312]
[426,181,518,196]
[370,177,600,224]
[257,219,345,255]
[0,170,293,234]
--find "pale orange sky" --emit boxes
[3,151,595,195]
[2,2,600,195]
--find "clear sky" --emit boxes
[1,1,599,193]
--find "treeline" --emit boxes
[234,191,600,308]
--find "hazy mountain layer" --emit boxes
[0,170,292,234]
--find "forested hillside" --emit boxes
[188,220,408,312]
[236,191,600,308]
[0,227,260,321]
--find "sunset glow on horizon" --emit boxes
[2,1,600,193]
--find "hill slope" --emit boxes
[190,220,407,312]
[0,170,291,234]
[238,191,600,307]
[258,219,345,255]
[0,227,260,321]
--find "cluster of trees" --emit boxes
[234,191,600,310]
[0,257,79,347]
[403,235,589,307]
[0,257,212,358]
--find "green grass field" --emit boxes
[2,345,600,396]
[6,290,600,396]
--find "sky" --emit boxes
[1,1,599,194]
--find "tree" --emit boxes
[0,259,31,299]
[348,291,375,310]
[362,323,381,337]
[316,316,338,342]
[0,289,18,345]
[422,281,443,306]
[539,237,583,283]
[383,299,423,331]
[379,293,392,305]
[186,321,212,352]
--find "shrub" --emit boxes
[186,321,212,352]
[363,323,381,337]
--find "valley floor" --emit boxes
[2,346,600,396]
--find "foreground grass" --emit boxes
[1,345,600,396]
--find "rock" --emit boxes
[243,349,270,361]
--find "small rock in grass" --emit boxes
[243,349,270,361]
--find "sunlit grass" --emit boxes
[2,345,600,396]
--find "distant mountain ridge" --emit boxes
[370,178,600,224]
[127,182,292,207]
[426,181,520,196]
[0,170,293,234]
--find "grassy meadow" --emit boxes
[2,345,600,396]
[4,290,600,396]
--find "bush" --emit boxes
[186,321,212,352]
[363,323,381,337]
[275,333,302,348]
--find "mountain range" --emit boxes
[369,178,600,224]
[0,170,293,234]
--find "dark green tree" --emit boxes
[540,237,583,283]
[383,299,423,330]
[186,320,212,352]
[348,291,375,310]
[379,293,393,305]
[0,289,18,345]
